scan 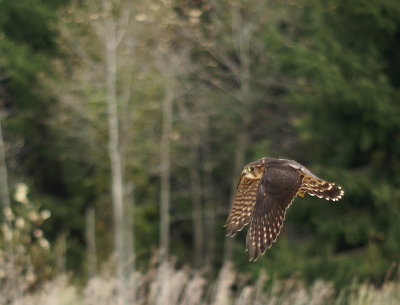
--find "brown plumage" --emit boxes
[225,157,344,261]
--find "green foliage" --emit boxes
[0,0,67,184]
[256,0,400,283]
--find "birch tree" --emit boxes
[148,0,191,264]
[58,1,139,303]
[146,3,193,303]
[158,67,174,262]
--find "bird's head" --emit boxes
[242,163,264,180]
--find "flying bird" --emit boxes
[225,157,344,261]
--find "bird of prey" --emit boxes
[225,157,344,261]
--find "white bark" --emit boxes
[103,31,125,302]
[155,70,174,305]
[159,76,174,262]
[87,1,136,303]
[124,181,135,283]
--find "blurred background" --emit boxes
[1,0,399,304]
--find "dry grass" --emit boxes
[3,261,400,305]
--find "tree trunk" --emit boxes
[105,38,128,305]
[0,117,19,304]
[190,137,204,267]
[65,1,136,302]
[159,77,174,262]
[201,119,216,269]
[124,181,135,287]
[156,72,174,305]
[85,207,97,278]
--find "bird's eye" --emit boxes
[249,166,254,171]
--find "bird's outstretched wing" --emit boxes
[246,162,302,261]
[225,173,260,236]
[287,161,344,201]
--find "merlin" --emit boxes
[225,157,344,261]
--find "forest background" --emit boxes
[1,0,400,304]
